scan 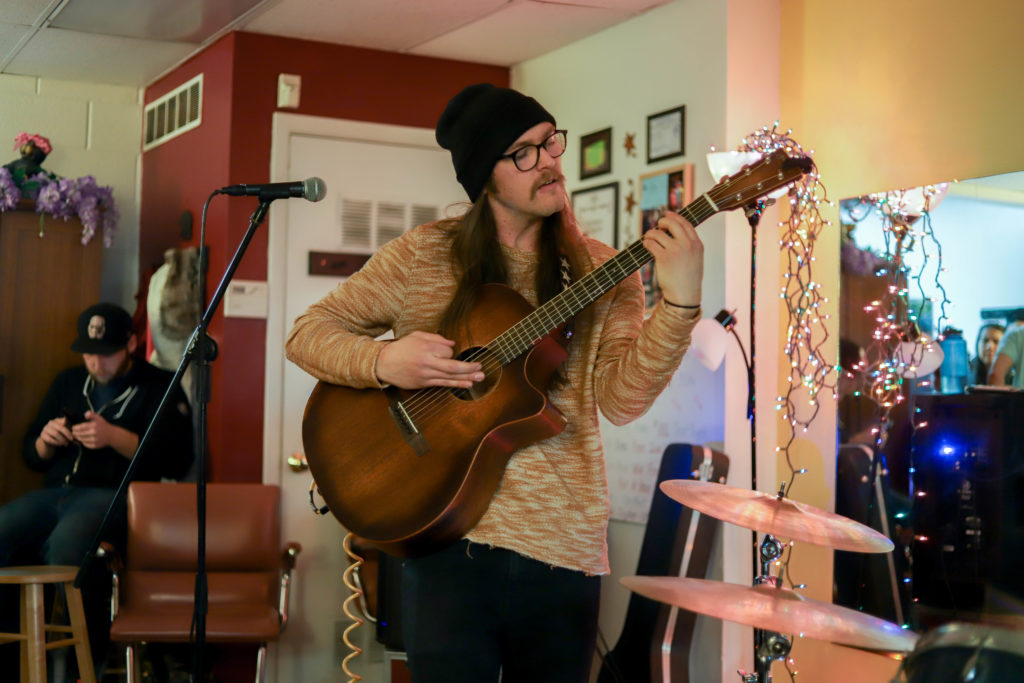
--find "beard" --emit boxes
[91,353,133,386]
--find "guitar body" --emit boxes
[302,283,569,557]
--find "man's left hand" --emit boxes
[642,212,704,308]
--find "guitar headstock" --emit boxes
[708,148,814,213]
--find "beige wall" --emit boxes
[0,74,142,308]
[781,0,1024,199]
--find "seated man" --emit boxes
[989,310,1024,387]
[0,302,195,681]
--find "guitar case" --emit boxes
[597,443,730,683]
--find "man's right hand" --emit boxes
[375,330,484,389]
[36,417,75,459]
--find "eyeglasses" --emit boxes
[500,129,568,172]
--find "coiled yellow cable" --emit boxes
[341,531,365,682]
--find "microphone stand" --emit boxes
[743,198,768,678]
[77,196,273,682]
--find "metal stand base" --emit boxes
[736,532,794,683]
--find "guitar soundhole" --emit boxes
[451,346,500,401]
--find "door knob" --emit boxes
[287,453,309,472]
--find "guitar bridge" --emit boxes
[386,391,430,456]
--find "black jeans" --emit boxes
[400,541,600,683]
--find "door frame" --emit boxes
[263,112,443,484]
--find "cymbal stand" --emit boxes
[737,532,793,682]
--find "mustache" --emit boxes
[531,171,565,196]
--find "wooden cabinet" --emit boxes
[0,203,102,505]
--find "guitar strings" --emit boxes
[398,234,673,424]
[398,159,792,424]
[397,157,799,425]
[398,166,779,425]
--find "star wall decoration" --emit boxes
[624,178,636,215]
[623,132,637,157]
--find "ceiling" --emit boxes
[0,0,671,88]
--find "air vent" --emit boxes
[376,202,406,246]
[411,204,440,227]
[144,74,203,151]
[340,199,372,249]
[339,199,440,252]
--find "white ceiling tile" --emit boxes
[6,27,196,86]
[410,1,629,66]
[533,0,669,9]
[0,0,660,87]
[241,0,510,53]
[0,23,34,61]
[0,0,55,27]
[49,0,265,42]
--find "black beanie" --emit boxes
[436,83,556,201]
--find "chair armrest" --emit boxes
[96,542,122,620]
[282,542,302,571]
[97,541,124,573]
[278,542,302,632]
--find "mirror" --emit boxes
[841,173,1024,357]
[834,172,1024,631]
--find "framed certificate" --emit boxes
[646,105,685,163]
[571,182,619,248]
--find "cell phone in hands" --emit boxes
[62,407,86,427]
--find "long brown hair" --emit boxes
[437,189,593,353]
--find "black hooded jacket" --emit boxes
[22,359,193,488]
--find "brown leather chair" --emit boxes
[101,482,300,683]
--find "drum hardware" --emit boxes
[891,622,1024,682]
[743,533,794,683]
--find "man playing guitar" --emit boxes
[286,82,704,683]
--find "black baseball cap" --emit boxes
[71,302,133,355]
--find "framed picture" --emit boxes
[646,105,685,163]
[571,182,619,248]
[579,127,612,179]
[638,163,694,309]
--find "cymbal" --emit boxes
[660,479,894,553]
[622,576,919,653]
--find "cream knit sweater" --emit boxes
[285,222,698,575]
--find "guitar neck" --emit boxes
[489,196,718,364]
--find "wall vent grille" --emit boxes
[144,74,203,151]
[339,199,440,252]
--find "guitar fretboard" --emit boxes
[488,197,714,364]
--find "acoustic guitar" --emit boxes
[301,148,812,557]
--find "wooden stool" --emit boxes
[0,565,96,683]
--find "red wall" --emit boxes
[142,32,508,483]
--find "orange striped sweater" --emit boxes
[285,222,698,575]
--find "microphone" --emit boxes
[218,177,327,202]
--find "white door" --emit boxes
[264,114,465,683]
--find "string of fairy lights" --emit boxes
[737,123,835,499]
[731,123,835,681]
[850,186,951,453]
